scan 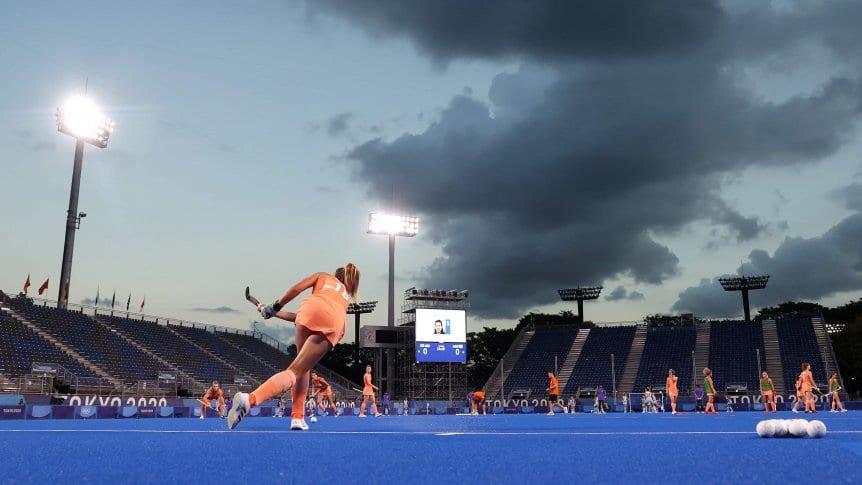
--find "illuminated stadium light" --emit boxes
[367,212,419,237]
[557,286,603,324]
[54,94,114,309]
[718,274,769,323]
[56,96,114,148]
[367,211,419,396]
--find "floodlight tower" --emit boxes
[367,212,418,393]
[718,275,769,323]
[55,96,114,309]
[557,286,603,324]
[347,300,378,373]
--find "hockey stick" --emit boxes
[245,286,261,307]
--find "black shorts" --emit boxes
[549,394,559,402]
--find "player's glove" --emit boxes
[259,300,283,319]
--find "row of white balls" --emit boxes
[756,419,827,438]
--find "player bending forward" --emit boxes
[470,390,487,415]
[200,380,226,419]
[311,371,338,416]
[227,264,360,431]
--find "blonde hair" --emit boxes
[335,263,360,299]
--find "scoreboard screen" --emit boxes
[414,308,467,363]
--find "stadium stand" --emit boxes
[563,325,636,395]
[502,326,578,398]
[776,315,827,390]
[217,330,292,369]
[98,315,244,385]
[708,321,763,392]
[6,301,170,385]
[0,290,361,397]
[0,308,94,379]
[170,324,265,382]
[633,323,696,393]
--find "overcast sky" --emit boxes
[2,1,861,343]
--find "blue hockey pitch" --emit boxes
[1,412,861,484]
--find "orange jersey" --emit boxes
[363,373,374,395]
[549,375,559,395]
[296,274,351,347]
[800,370,815,393]
[473,391,485,402]
[204,387,223,400]
[312,376,330,391]
[666,376,678,396]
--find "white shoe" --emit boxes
[227,392,250,430]
[358,414,367,418]
[310,416,318,423]
[792,409,799,414]
[199,415,205,420]
[374,413,383,417]
[547,411,555,416]
[290,418,309,431]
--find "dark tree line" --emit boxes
[302,301,862,397]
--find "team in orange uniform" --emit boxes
[799,362,817,413]
[547,372,561,415]
[227,264,360,431]
[311,371,337,415]
[666,369,679,415]
[200,380,226,419]
[359,365,382,417]
[791,374,804,413]
[470,390,486,415]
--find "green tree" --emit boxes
[832,314,862,398]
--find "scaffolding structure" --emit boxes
[397,287,470,402]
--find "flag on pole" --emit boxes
[140,295,146,313]
[38,278,49,296]
[23,274,31,295]
[126,293,131,311]
[94,287,100,307]
[111,290,116,309]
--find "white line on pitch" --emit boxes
[0,429,860,436]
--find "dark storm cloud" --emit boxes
[311,0,722,64]
[318,1,862,318]
[189,306,240,314]
[673,184,862,317]
[326,112,353,137]
[606,286,646,302]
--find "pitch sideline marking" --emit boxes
[0,429,860,436]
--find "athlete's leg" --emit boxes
[327,391,337,413]
[360,395,368,416]
[248,332,332,407]
[217,396,226,417]
[370,395,380,415]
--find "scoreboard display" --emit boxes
[414,308,467,363]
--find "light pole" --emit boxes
[367,212,418,395]
[718,275,769,323]
[557,286,603,324]
[55,96,113,309]
[347,301,378,378]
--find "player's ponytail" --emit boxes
[335,263,360,299]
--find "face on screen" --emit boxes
[415,309,465,343]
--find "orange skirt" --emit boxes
[296,300,346,347]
